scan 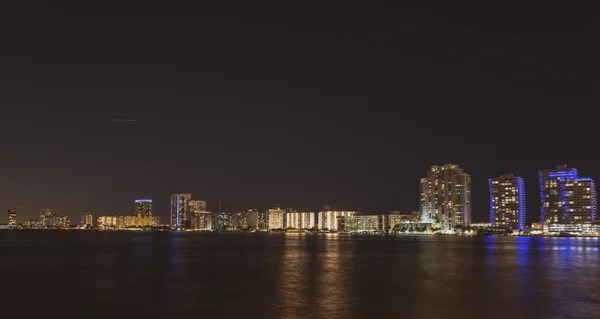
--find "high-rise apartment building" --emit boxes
[8,209,17,227]
[285,211,315,229]
[267,208,285,230]
[188,200,211,230]
[246,209,267,231]
[170,193,192,230]
[80,213,94,227]
[317,211,357,231]
[134,199,153,217]
[420,164,472,230]
[488,174,526,231]
[538,165,597,225]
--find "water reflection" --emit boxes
[315,234,351,318]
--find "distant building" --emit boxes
[134,199,153,217]
[317,211,357,231]
[8,209,17,228]
[191,212,213,230]
[170,193,191,230]
[339,213,432,234]
[299,212,316,229]
[489,174,526,231]
[80,213,94,227]
[214,212,236,231]
[188,200,211,230]
[420,164,472,230]
[285,211,300,229]
[39,208,70,229]
[267,208,285,230]
[97,215,118,229]
[246,209,267,231]
[538,165,597,225]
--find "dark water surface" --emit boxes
[1,231,600,318]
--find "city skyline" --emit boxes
[1,3,599,226]
[2,163,599,226]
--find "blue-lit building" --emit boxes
[489,174,526,231]
[170,193,191,230]
[134,199,153,217]
[538,165,597,225]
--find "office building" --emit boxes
[134,199,153,217]
[246,209,267,231]
[8,209,17,227]
[170,193,191,230]
[489,174,526,231]
[539,165,597,225]
[80,213,94,227]
[420,164,472,230]
[267,208,285,230]
[317,210,357,231]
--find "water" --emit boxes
[1,231,600,318]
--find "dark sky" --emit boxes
[1,1,599,224]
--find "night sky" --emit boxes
[1,2,599,224]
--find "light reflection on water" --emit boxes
[1,232,600,318]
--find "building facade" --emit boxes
[539,165,597,225]
[317,211,357,231]
[170,193,192,230]
[420,164,472,230]
[488,174,526,231]
[80,213,94,227]
[8,209,17,227]
[97,215,118,229]
[134,199,153,217]
[246,209,267,231]
[267,208,285,230]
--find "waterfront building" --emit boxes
[285,211,300,229]
[488,174,526,231]
[299,212,315,229]
[80,213,94,227]
[317,210,357,231]
[470,222,492,229]
[170,193,191,230]
[134,199,153,217]
[39,208,70,229]
[97,215,118,229]
[538,165,597,225]
[191,212,213,230]
[188,200,211,230]
[214,212,236,231]
[267,208,285,230]
[246,209,267,231]
[420,164,472,230]
[8,209,17,228]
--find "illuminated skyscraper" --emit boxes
[134,199,153,217]
[489,174,526,231]
[8,209,17,227]
[420,164,472,230]
[170,193,191,230]
[538,165,597,225]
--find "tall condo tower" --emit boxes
[134,199,153,217]
[538,165,597,225]
[170,194,192,230]
[420,164,472,230]
[489,174,526,231]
